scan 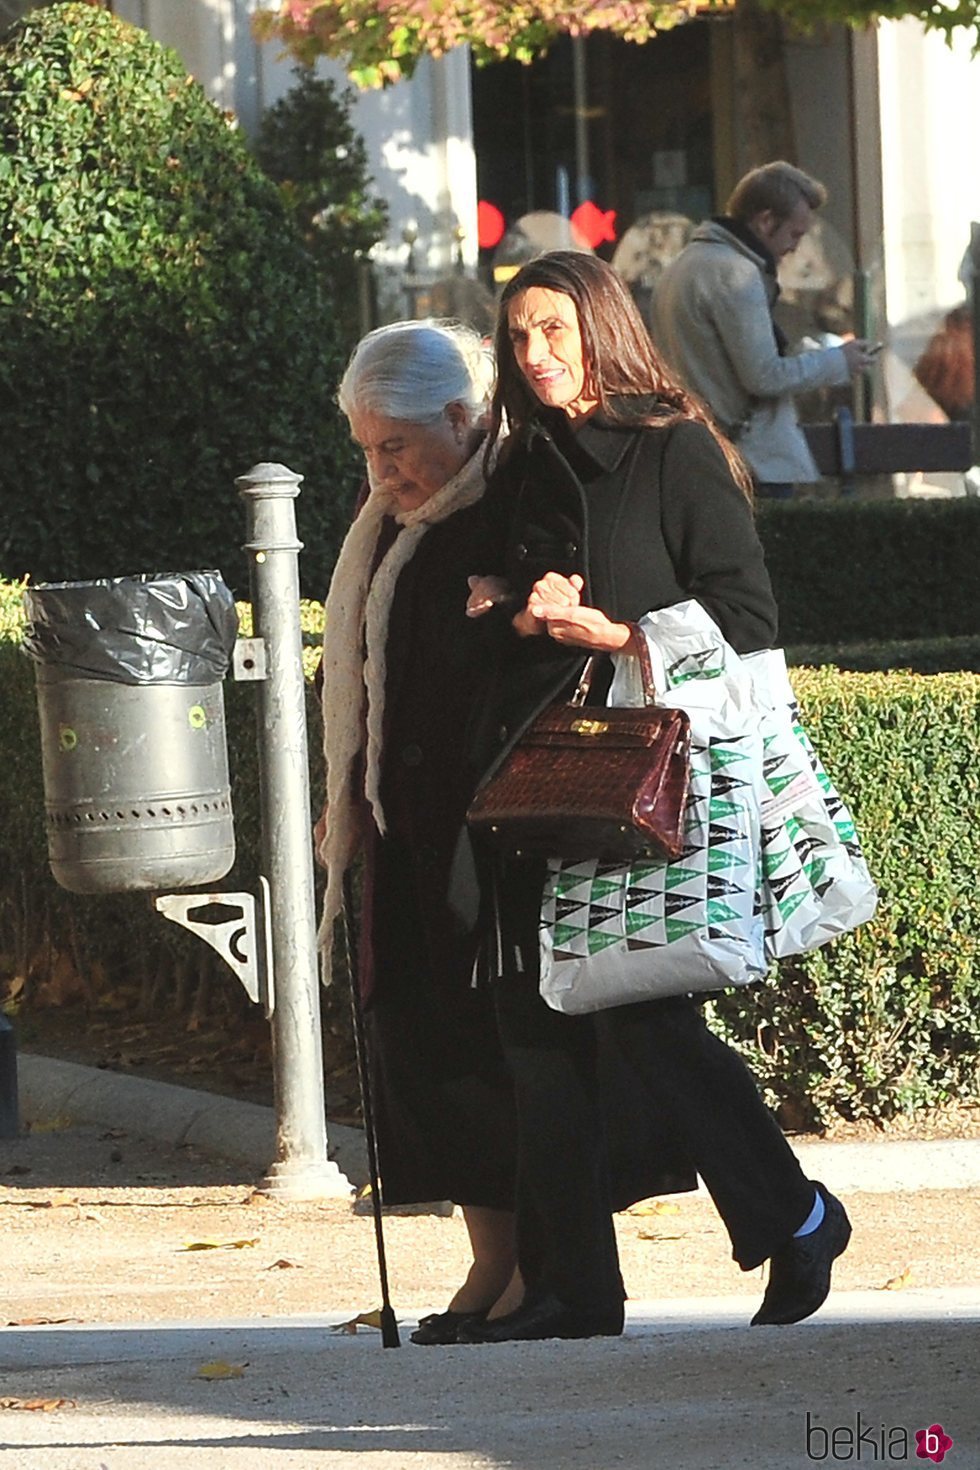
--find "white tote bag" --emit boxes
[539,602,768,1015]
[741,649,877,959]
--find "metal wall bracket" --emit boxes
[154,876,275,1016]
[233,637,267,682]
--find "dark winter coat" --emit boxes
[476,402,777,781]
[358,496,518,1208]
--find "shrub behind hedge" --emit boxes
[0,4,359,599]
[758,499,980,645]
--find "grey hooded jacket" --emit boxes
[651,219,850,484]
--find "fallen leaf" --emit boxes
[27,1118,73,1135]
[30,1191,79,1210]
[625,1199,681,1217]
[882,1263,913,1291]
[331,1309,386,1334]
[0,1397,76,1411]
[195,1361,247,1380]
[265,1259,301,1271]
[637,1230,685,1243]
[355,1183,373,1200]
[179,1237,260,1252]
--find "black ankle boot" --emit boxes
[751,1182,852,1327]
[410,1307,487,1346]
[457,1293,623,1343]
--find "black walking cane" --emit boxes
[341,868,401,1348]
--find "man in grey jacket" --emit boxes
[651,161,875,496]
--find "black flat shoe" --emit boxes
[410,1307,487,1345]
[456,1293,623,1343]
[751,1181,852,1326]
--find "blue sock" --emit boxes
[793,1188,825,1238]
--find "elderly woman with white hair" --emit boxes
[316,319,521,1346]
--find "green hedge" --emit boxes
[707,664,980,1125]
[2,580,980,1126]
[758,499,980,645]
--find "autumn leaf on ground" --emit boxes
[27,1118,74,1135]
[0,1397,76,1411]
[881,1264,913,1291]
[195,1361,248,1380]
[179,1237,260,1252]
[637,1230,685,1242]
[624,1199,680,1217]
[29,1191,80,1209]
[355,1183,373,1199]
[332,1309,387,1334]
[265,1259,301,1270]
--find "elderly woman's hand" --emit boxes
[516,571,635,654]
[466,575,513,618]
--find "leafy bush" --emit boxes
[0,3,359,598]
[708,666,980,1126]
[4,577,980,1126]
[757,499,980,645]
[252,66,387,344]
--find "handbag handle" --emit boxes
[568,622,657,708]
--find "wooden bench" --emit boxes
[803,408,974,492]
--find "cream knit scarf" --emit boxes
[317,444,494,973]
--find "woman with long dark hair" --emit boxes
[462,251,850,1343]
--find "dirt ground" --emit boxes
[2,1121,980,1332]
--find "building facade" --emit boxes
[7,0,975,412]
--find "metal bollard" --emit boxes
[236,463,350,1200]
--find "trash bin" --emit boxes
[23,571,239,894]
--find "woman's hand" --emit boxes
[514,572,636,654]
[466,575,512,618]
[512,571,583,637]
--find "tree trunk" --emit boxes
[731,0,798,176]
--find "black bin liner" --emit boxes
[21,571,239,686]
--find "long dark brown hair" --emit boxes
[487,250,753,498]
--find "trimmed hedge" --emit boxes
[758,498,980,645]
[2,579,980,1126]
[706,665,980,1125]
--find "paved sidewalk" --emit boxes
[4,1053,979,1470]
[1,1298,978,1469]
[15,1050,980,1196]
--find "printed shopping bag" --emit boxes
[538,602,768,1015]
[741,649,877,959]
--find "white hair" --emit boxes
[338,319,493,428]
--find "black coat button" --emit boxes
[401,744,423,766]
[498,725,509,743]
[566,541,578,557]
[514,543,528,560]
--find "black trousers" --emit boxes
[493,937,815,1320]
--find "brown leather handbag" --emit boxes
[467,629,691,862]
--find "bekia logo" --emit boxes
[806,1412,954,1462]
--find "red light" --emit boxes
[478,200,506,251]
[570,201,617,249]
